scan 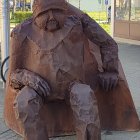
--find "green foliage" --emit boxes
[99,23,110,34]
[11,11,33,23]
[86,11,107,21]
[86,11,110,34]
[10,11,110,34]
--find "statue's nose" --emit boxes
[48,10,55,20]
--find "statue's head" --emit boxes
[33,0,67,32]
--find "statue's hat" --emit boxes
[33,0,67,18]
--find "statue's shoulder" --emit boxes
[67,3,83,17]
[66,3,92,24]
[11,18,33,38]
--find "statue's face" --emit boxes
[34,9,66,32]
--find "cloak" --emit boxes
[4,3,140,138]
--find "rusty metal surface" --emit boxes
[3,0,140,140]
[1,43,140,139]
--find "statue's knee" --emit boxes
[14,86,43,122]
[70,83,100,129]
[70,82,96,106]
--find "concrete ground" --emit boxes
[0,42,140,140]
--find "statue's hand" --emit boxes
[98,72,118,92]
[10,79,24,90]
[10,69,51,99]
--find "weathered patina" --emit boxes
[4,0,140,140]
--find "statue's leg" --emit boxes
[69,82,101,140]
[13,86,48,140]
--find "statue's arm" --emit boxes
[9,28,24,72]
[10,69,50,101]
[9,28,50,100]
[81,14,118,73]
[81,14,119,91]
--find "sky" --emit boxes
[68,0,111,11]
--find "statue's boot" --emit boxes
[14,86,48,140]
[70,82,101,140]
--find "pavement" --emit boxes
[0,42,140,140]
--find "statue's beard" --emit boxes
[45,19,60,32]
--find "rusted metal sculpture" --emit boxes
[4,0,140,140]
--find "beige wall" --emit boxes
[113,0,140,42]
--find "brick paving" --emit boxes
[0,42,140,140]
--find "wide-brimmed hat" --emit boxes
[33,0,67,18]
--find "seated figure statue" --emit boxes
[4,0,140,140]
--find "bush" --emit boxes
[12,11,33,23]
[10,11,110,34]
[87,11,107,21]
